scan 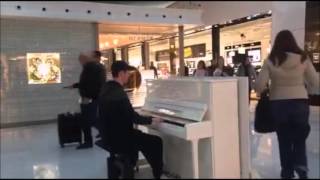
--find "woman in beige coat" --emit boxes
[255,30,319,179]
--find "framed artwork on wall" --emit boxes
[26,53,61,84]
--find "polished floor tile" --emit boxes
[1,104,319,179]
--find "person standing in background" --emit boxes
[184,64,189,76]
[255,30,319,179]
[236,55,257,101]
[213,56,231,76]
[206,59,217,76]
[193,60,208,77]
[150,61,158,79]
[66,51,106,149]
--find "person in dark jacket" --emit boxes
[184,65,189,76]
[98,61,163,179]
[150,61,158,79]
[236,55,257,103]
[67,51,106,149]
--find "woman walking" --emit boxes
[255,30,319,179]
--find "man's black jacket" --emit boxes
[98,81,152,152]
[73,62,106,100]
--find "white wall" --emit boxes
[0,18,97,125]
[271,1,306,47]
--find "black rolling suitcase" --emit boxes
[57,112,82,148]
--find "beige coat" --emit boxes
[255,52,319,100]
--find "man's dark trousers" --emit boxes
[80,100,98,145]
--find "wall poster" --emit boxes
[27,53,61,84]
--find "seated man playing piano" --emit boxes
[98,61,164,179]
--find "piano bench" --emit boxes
[95,139,139,179]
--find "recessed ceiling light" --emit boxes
[113,39,119,45]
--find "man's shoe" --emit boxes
[76,143,93,150]
[295,166,308,179]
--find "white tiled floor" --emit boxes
[1,103,319,179]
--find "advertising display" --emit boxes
[247,48,261,62]
[26,53,61,84]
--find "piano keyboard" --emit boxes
[137,109,196,127]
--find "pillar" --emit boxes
[212,25,220,61]
[169,37,176,75]
[141,42,150,69]
[178,25,185,76]
[271,2,306,47]
[94,23,99,51]
[121,46,129,63]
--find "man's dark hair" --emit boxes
[111,61,130,78]
[93,50,102,59]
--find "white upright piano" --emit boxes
[137,77,251,179]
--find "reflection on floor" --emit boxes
[1,103,319,179]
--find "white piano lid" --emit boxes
[142,97,207,122]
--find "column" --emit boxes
[271,2,306,47]
[121,46,129,63]
[94,23,99,51]
[169,37,176,75]
[111,49,116,63]
[178,25,185,76]
[141,42,150,69]
[212,25,220,61]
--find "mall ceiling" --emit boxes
[85,1,202,9]
[87,1,176,8]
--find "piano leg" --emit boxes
[191,139,199,178]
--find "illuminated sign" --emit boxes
[27,53,61,84]
[184,47,192,58]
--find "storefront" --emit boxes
[148,27,213,76]
[220,16,272,69]
[181,28,213,75]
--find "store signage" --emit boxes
[225,42,261,50]
[156,43,206,61]
[128,35,154,41]
[26,53,61,84]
